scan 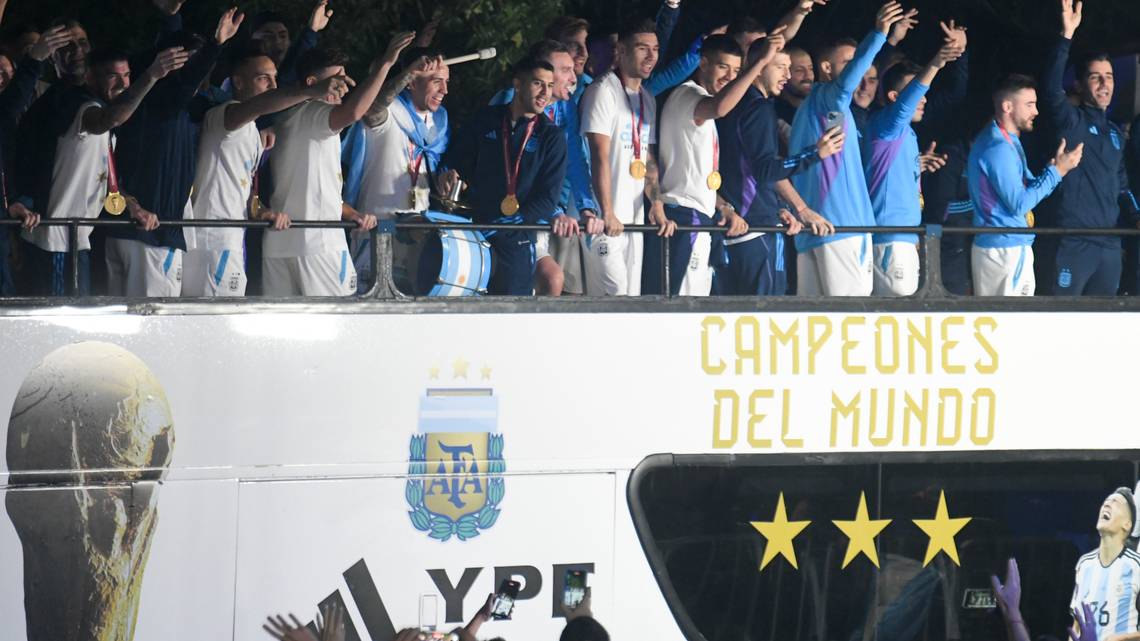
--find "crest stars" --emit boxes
[428,366,440,380]
[832,492,892,568]
[912,491,971,566]
[751,493,811,570]
[480,365,492,380]
[452,357,469,379]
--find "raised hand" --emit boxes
[309,75,352,101]
[797,0,829,14]
[310,0,334,33]
[940,19,968,50]
[1069,602,1099,641]
[1061,0,1083,39]
[145,46,191,82]
[215,6,245,45]
[817,126,846,159]
[888,8,919,46]
[28,25,72,62]
[875,2,906,36]
[263,613,320,641]
[755,25,788,61]
[920,141,949,173]
[314,603,345,641]
[381,31,417,67]
[990,557,1022,618]
[1053,138,1084,176]
[931,39,965,69]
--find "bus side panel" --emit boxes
[232,473,616,641]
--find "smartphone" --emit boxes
[563,570,588,609]
[490,579,521,620]
[418,594,438,631]
[824,110,844,133]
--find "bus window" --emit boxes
[631,455,1136,641]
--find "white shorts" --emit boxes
[972,245,1034,296]
[182,248,247,297]
[678,230,713,296]
[872,242,920,297]
[263,250,357,297]
[796,234,873,296]
[105,238,183,297]
[534,231,552,262]
[585,232,643,296]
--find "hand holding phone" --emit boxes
[563,570,588,610]
[490,579,520,620]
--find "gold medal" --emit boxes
[919,194,925,211]
[500,194,520,216]
[250,194,263,219]
[1026,210,1035,228]
[706,171,722,191]
[104,192,126,216]
[630,159,647,180]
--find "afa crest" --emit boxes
[407,378,504,542]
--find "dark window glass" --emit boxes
[632,455,1136,641]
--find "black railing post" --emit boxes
[68,220,80,296]
[921,225,948,298]
[662,233,671,298]
[370,218,404,299]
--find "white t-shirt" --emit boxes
[187,102,263,251]
[23,102,108,252]
[580,71,656,224]
[659,80,717,215]
[1072,548,1140,639]
[356,105,436,216]
[265,100,347,258]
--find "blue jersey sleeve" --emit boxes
[982,143,1062,217]
[818,31,887,110]
[518,130,568,225]
[647,37,702,97]
[562,103,597,214]
[872,80,930,142]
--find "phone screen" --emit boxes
[490,579,520,620]
[563,570,587,609]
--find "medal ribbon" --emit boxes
[712,133,719,176]
[996,121,1028,187]
[618,71,644,161]
[501,114,539,204]
[407,139,425,185]
[106,137,120,196]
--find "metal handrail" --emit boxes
[3,217,1140,299]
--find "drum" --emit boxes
[392,210,491,296]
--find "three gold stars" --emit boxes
[912,491,971,566]
[751,493,811,570]
[750,491,971,572]
[832,492,892,568]
[429,359,491,381]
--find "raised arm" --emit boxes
[0,26,71,128]
[655,0,681,54]
[923,24,969,124]
[1044,0,1084,131]
[646,35,701,96]
[328,31,415,133]
[81,47,190,135]
[364,55,440,128]
[693,28,786,123]
[225,77,346,131]
[820,2,901,109]
[876,40,962,140]
[774,0,828,43]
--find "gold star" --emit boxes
[832,492,892,568]
[428,366,440,380]
[912,491,971,567]
[452,357,469,379]
[751,493,811,570]
[480,365,492,380]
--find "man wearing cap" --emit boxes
[1071,487,1140,641]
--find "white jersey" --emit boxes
[356,105,436,216]
[265,100,347,258]
[580,71,656,224]
[659,80,717,215]
[187,102,263,251]
[23,102,108,252]
[1071,548,1140,640]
